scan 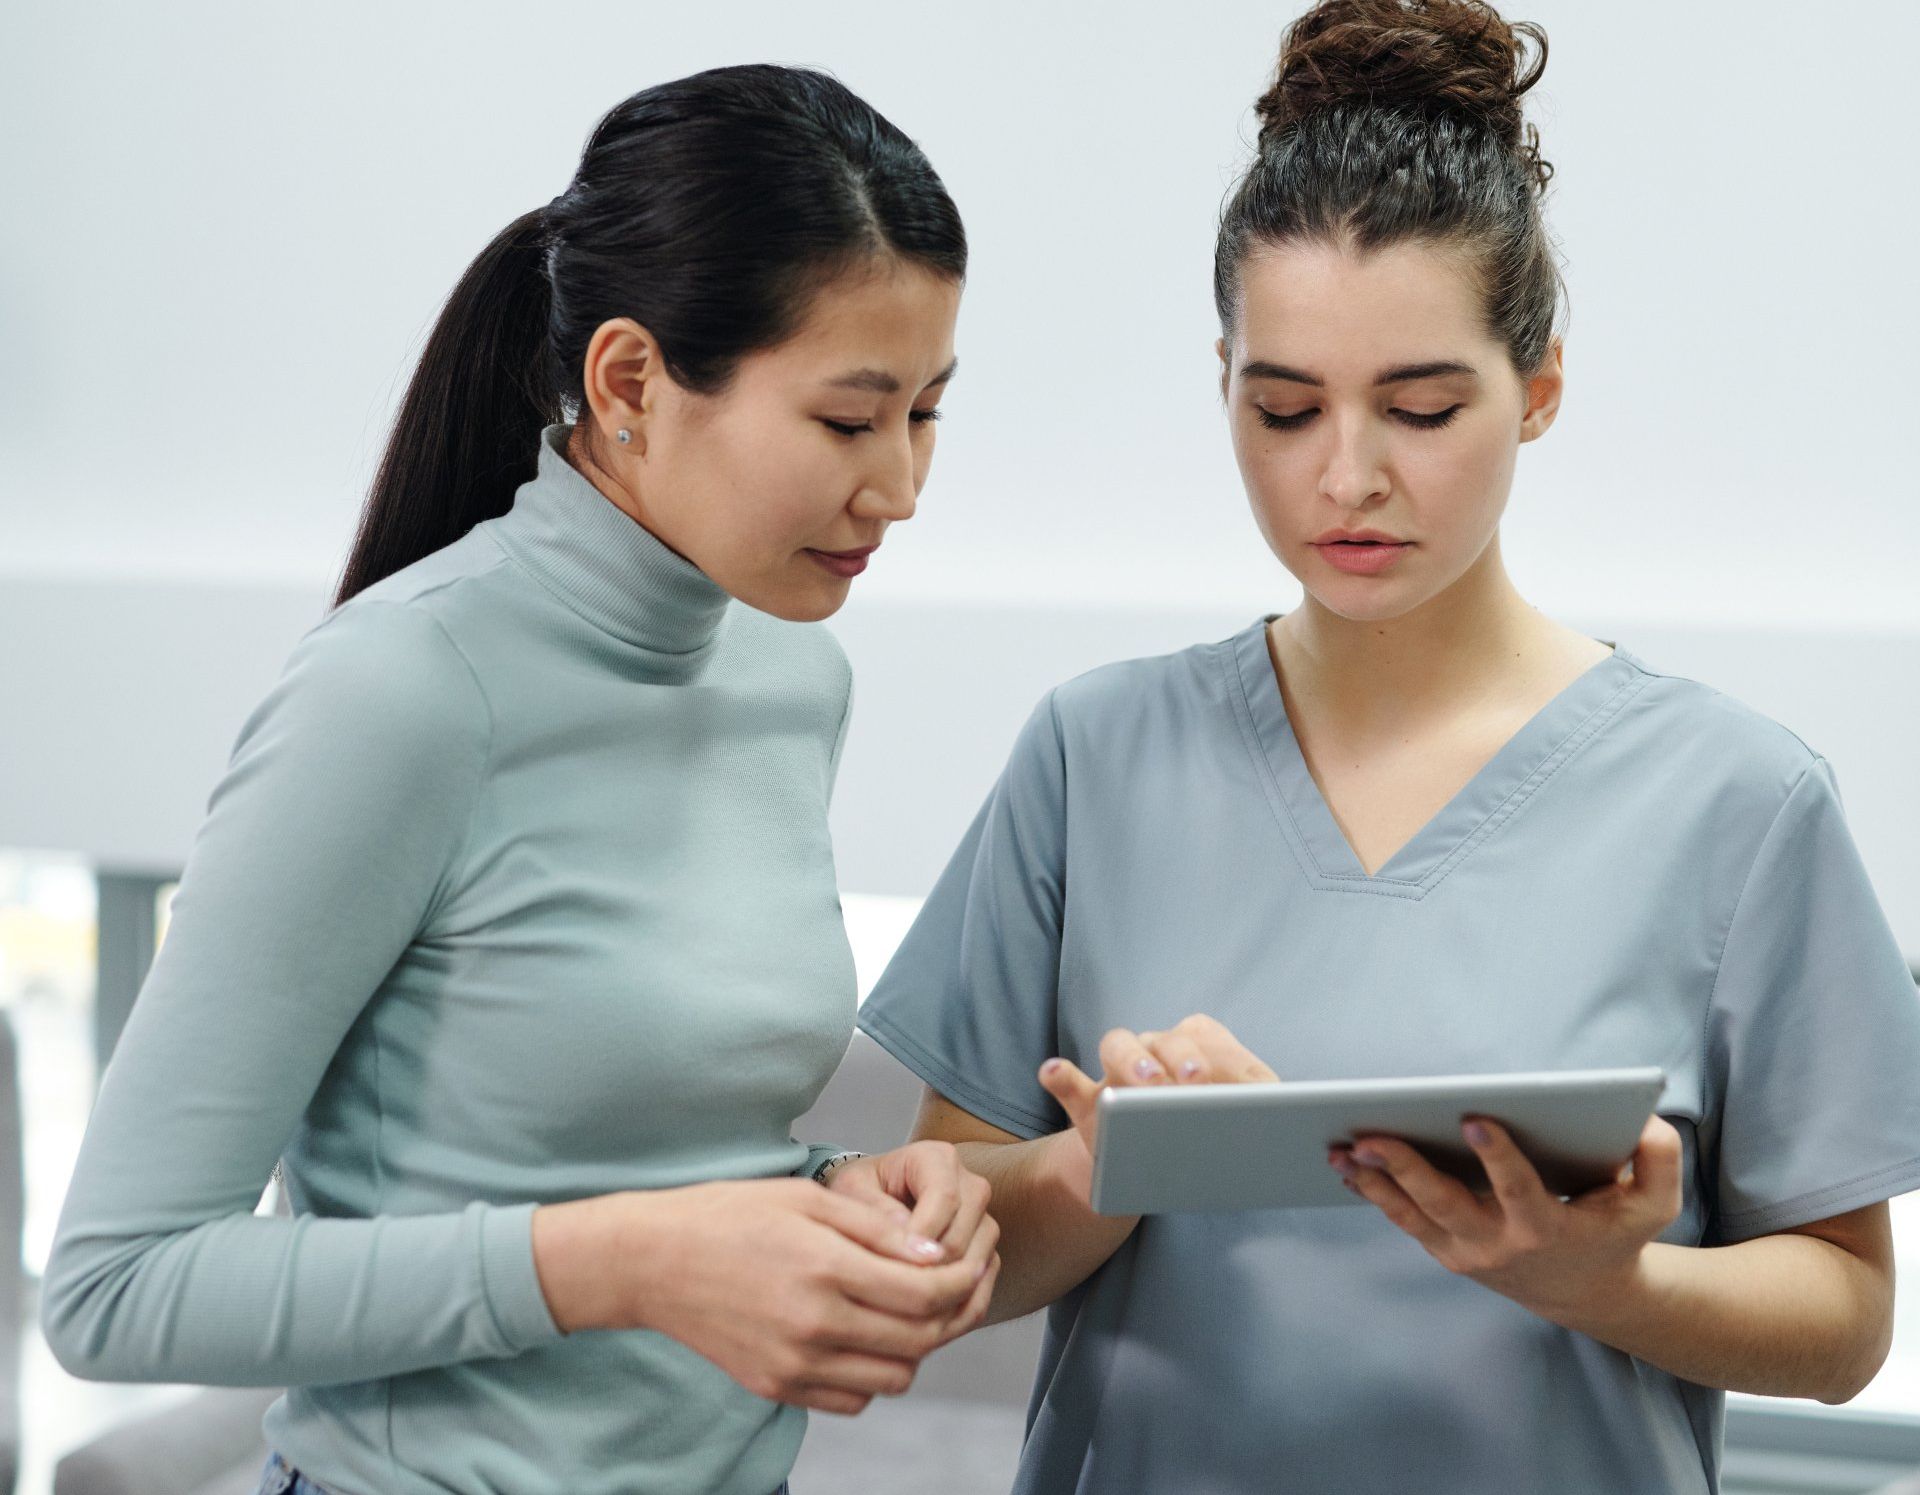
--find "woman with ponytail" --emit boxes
[858,3,1920,1491]
[42,64,994,1495]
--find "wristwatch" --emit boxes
[808,1150,868,1186]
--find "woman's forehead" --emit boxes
[1234,239,1494,373]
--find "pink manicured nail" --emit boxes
[1134,1058,1163,1079]
[1464,1121,1491,1147]
[1041,1059,1064,1075]
[1179,1060,1203,1078]
[1351,1146,1384,1168]
[909,1236,945,1259]
[1330,1154,1357,1179]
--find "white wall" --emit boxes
[3,2,1917,625]
[3,579,1916,958]
[3,5,1916,932]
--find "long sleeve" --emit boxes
[40,599,563,1386]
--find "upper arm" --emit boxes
[911,1084,1024,1148]
[1775,1200,1895,1285]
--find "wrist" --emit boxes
[810,1149,869,1187]
[1037,1126,1108,1216]
[1526,1245,1657,1336]
[532,1191,661,1335]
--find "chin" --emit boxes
[750,580,852,624]
[1300,580,1429,626]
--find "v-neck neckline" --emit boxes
[1224,614,1650,899]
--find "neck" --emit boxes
[1269,534,1567,737]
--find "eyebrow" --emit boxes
[1238,358,1478,387]
[823,357,959,394]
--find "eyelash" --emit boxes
[822,409,944,437]
[1257,405,1463,432]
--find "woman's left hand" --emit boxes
[1330,1114,1684,1323]
[824,1142,999,1341]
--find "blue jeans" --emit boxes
[256,1452,790,1494]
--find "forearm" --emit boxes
[42,1200,560,1385]
[1543,1236,1892,1403]
[954,1131,1139,1326]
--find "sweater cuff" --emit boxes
[480,1201,566,1349]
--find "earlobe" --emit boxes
[1215,336,1230,402]
[581,316,662,456]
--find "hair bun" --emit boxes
[1257,0,1551,189]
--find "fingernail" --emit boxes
[1179,1060,1203,1078]
[1351,1146,1384,1168]
[1134,1058,1163,1079]
[1464,1121,1490,1147]
[908,1236,945,1260]
[1041,1058,1064,1075]
[1329,1154,1356,1179]
[975,1259,991,1282]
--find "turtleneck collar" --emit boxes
[488,424,732,656]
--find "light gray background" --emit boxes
[3,2,1916,624]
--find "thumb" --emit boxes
[1626,1116,1683,1209]
[1039,1058,1104,1141]
[807,1180,947,1265]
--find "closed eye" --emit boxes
[1255,405,1463,432]
[821,410,944,437]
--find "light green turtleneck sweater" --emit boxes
[42,425,859,1495]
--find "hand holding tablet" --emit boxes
[1089,1065,1666,1214]
[1037,1015,1666,1216]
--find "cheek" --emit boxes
[698,426,847,557]
[1405,424,1517,533]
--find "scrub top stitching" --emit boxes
[1223,634,1652,901]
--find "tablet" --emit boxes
[1087,1066,1667,1215]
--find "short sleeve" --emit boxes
[1703,755,1920,1243]
[855,690,1071,1141]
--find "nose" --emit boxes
[1317,412,1390,510]
[850,428,920,524]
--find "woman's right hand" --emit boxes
[1038,1013,1280,1188]
[532,1178,989,1415]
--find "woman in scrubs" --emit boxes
[853,2,1920,1491]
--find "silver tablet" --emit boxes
[1088,1066,1667,1214]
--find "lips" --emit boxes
[1311,529,1407,547]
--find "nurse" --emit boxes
[853,2,1920,1491]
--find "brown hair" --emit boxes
[1215,0,1563,376]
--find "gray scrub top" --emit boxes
[856,615,1920,1495]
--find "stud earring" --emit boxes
[615,428,632,445]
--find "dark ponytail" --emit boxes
[336,64,965,606]
[335,208,558,606]
[1215,0,1562,377]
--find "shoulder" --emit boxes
[1611,648,1822,806]
[1043,625,1247,737]
[249,589,492,765]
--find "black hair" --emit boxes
[336,64,966,605]
[1215,0,1560,378]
